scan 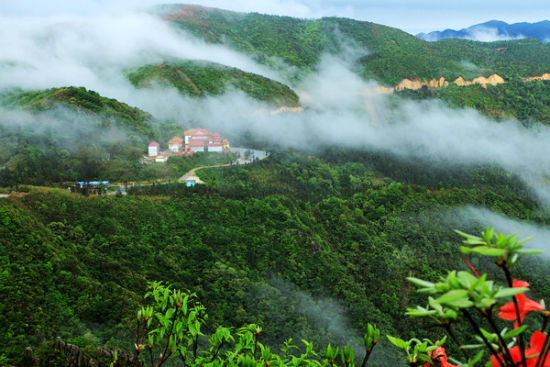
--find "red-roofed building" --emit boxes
[184,128,210,145]
[168,136,184,153]
[184,128,229,152]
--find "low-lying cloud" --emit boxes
[156,55,550,204]
[465,26,525,42]
[2,3,550,206]
[0,11,282,95]
[0,106,132,147]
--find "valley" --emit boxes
[1,3,550,367]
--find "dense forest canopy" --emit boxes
[159,4,550,85]
[126,60,300,107]
[3,149,550,366]
[397,79,550,125]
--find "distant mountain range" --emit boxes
[417,20,550,42]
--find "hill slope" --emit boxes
[126,60,300,107]
[417,20,550,42]
[2,150,549,365]
[158,4,550,85]
[0,87,188,185]
[1,87,158,138]
[397,79,550,124]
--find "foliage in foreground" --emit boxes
[115,281,379,367]
[115,227,550,367]
[388,228,550,367]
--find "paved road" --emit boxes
[178,148,269,184]
[178,164,230,184]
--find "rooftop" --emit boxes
[168,136,184,144]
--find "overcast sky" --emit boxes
[1,0,549,34]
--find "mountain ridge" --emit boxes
[159,4,550,85]
[125,59,300,107]
[417,20,550,42]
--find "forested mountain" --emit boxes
[3,150,549,366]
[0,87,158,138]
[126,60,300,106]
[3,4,550,367]
[158,5,550,85]
[397,79,550,124]
[417,20,550,42]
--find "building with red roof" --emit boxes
[168,136,184,153]
[184,128,229,153]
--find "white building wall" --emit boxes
[148,146,158,157]
[209,146,223,152]
[191,146,205,152]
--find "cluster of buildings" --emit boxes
[147,128,230,162]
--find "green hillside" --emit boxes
[1,87,157,138]
[2,150,550,365]
[159,4,550,85]
[126,60,300,106]
[397,79,550,124]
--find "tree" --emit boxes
[388,228,550,367]
[114,281,380,367]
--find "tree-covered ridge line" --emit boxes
[2,149,549,366]
[0,86,158,138]
[125,60,300,107]
[158,4,550,85]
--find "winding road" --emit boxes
[178,164,230,184]
[178,147,268,184]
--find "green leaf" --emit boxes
[386,335,408,350]
[460,344,485,349]
[166,307,175,320]
[502,325,527,339]
[405,308,437,317]
[407,277,435,289]
[455,230,485,244]
[470,246,507,256]
[517,249,544,254]
[436,290,473,308]
[495,287,528,298]
[467,350,484,367]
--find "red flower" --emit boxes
[498,279,543,328]
[423,347,458,367]
[491,331,550,367]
